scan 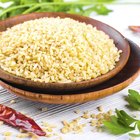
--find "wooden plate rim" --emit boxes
[0,71,139,104]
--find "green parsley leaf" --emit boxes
[104,115,134,134]
[91,4,112,15]
[127,89,140,110]
[103,109,136,135]
[116,109,137,126]
[136,121,140,131]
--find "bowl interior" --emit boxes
[0,12,130,92]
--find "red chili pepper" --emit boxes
[129,26,140,32]
[0,104,46,136]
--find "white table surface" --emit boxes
[0,3,140,140]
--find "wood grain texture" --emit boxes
[0,40,139,104]
[0,12,130,91]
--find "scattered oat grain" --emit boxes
[107,109,113,116]
[10,100,16,104]
[61,127,69,134]
[97,106,103,112]
[74,110,80,114]
[90,114,96,118]
[90,120,97,126]
[3,132,12,136]
[16,133,29,138]
[40,107,48,112]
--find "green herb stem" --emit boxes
[0,1,115,19]
[0,2,101,17]
[0,4,33,17]
[22,2,95,14]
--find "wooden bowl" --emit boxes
[0,12,130,92]
[0,39,139,104]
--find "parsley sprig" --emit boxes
[104,90,140,135]
[127,89,140,110]
[0,0,114,20]
[104,109,138,134]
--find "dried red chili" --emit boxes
[129,26,140,32]
[0,104,46,136]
